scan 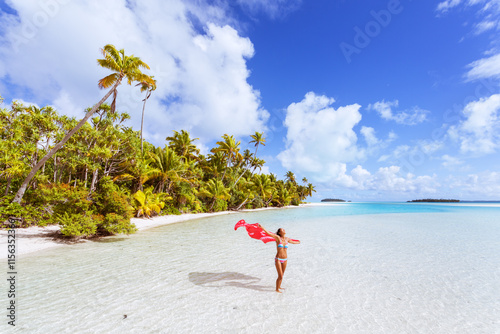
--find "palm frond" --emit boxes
[97,73,120,89]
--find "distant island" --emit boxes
[321,198,346,202]
[407,199,460,203]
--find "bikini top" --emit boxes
[278,240,288,248]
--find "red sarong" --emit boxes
[234,219,299,244]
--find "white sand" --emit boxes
[0,205,304,260]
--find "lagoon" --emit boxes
[1,203,499,333]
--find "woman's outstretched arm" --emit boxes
[287,238,300,244]
[258,224,279,242]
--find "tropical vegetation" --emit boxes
[0,45,315,238]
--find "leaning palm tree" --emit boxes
[12,44,153,204]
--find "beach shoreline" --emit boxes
[3,201,498,260]
[0,205,308,260]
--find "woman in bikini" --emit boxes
[258,224,300,293]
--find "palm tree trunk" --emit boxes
[90,169,98,193]
[4,177,12,196]
[234,197,249,211]
[232,166,249,188]
[140,98,146,155]
[53,155,57,183]
[12,78,122,204]
[265,194,274,207]
[209,198,217,212]
[84,167,88,188]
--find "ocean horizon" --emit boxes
[2,203,499,333]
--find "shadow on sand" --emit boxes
[188,272,274,292]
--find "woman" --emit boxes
[258,224,300,293]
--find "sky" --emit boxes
[0,0,499,202]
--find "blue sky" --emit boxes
[1,0,499,201]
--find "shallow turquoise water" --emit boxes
[1,203,499,333]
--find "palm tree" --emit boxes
[285,171,296,184]
[307,183,316,197]
[249,131,265,156]
[211,134,242,184]
[148,146,189,193]
[166,130,200,162]
[198,179,231,212]
[114,156,153,192]
[276,183,293,207]
[232,149,253,188]
[231,133,265,188]
[12,44,153,204]
[251,173,274,206]
[136,77,156,155]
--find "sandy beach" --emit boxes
[2,201,497,260]
[0,211,236,260]
[0,205,306,260]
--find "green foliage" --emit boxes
[0,196,52,227]
[132,188,167,218]
[2,97,315,236]
[58,212,97,237]
[99,213,137,235]
[213,198,228,212]
[162,205,181,215]
[94,176,134,218]
[33,183,91,217]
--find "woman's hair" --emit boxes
[276,228,282,237]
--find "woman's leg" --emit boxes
[280,261,287,290]
[275,259,283,293]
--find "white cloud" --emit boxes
[437,0,500,14]
[368,100,429,125]
[449,171,500,198]
[360,126,379,146]
[466,53,500,80]
[236,0,302,19]
[325,164,439,194]
[441,154,465,169]
[0,0,268,145]
[436,0,464,13]
[448,94,500,154]
[474,20,499,34]
[277,92,364,182]
[437,0,500,82]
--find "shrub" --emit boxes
[0,197,51,227]
[213,199,228,212]
[58,212,97,237]
[132,188,166,218]
[162,205,181,215]
[32,183,91,216]
[98,213,137,235]
[94,176,134,219]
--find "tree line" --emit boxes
[0,44,315,237]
